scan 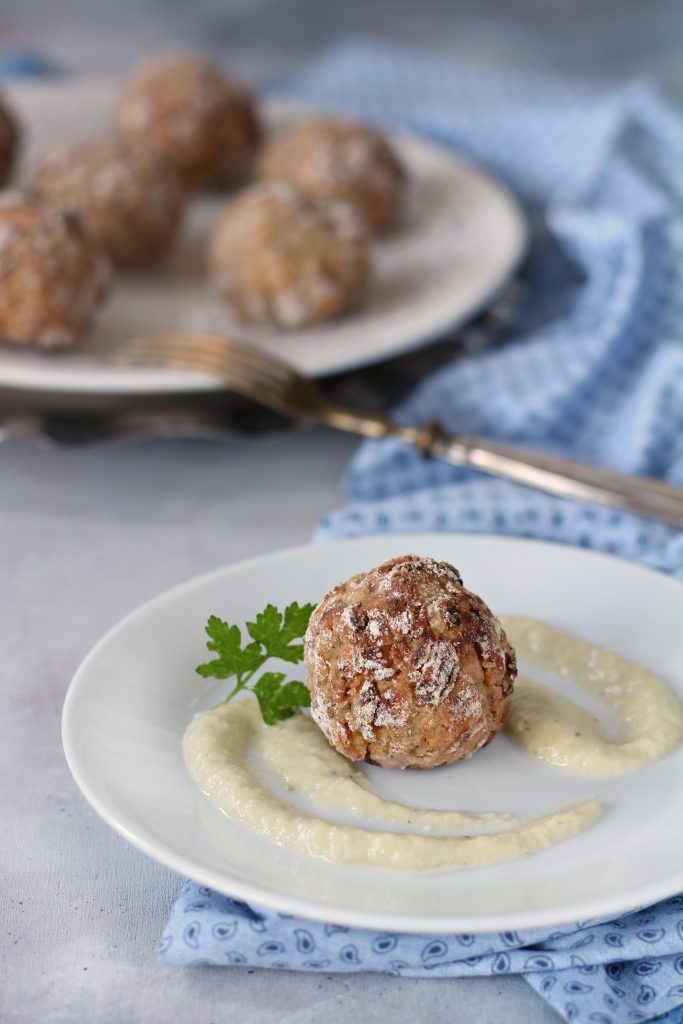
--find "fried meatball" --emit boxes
[30,137,183,269]
[257,117,405,233]
[0,195,109,349]
[0,96,19,187]
[116,52,261,190]
[304,555,517,770]
[207,181,371,329]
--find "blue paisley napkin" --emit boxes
[161,44,683,1024]
[161,885,683,1024]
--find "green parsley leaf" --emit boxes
[252,672,311,725]
[281,601,318,642]
[246,601,316,664]
[196,615,264,679]
[196,600,316,725]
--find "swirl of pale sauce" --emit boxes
[502,617,683,775]
[184,700,600,871]
[183,618,681,871]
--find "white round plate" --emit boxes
[62,534,683,934]
[1,80,526,394]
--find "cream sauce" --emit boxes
[502,616,683,774]
[259,709,516,829]
[183,618,682,871]
[183,699,601,871]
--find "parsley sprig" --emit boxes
[196,601,316,725]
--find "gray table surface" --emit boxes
[4,2,683,1021]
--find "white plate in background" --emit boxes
[62,534,683,933]
[1,80,526,394]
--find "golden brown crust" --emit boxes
[31,137,184,268]
[116,52,261,191]
[0,97,19,188]
[0,195,109,349]
[304,555,516,769]
[257,117,405,233]
[207,181,372,329]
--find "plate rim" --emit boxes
[2,82,528,393]
[62,533,683,933]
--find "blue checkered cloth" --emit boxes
[301,45,683,575]
[159,44,683,1024]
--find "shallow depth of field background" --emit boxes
[2,0,682,99]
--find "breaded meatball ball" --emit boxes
[257,117,405,233]
[207,181,371,329]
[116,52,261,190]
[31,137,183,268]
[0,195,109,349]
[0,96,19,187]
[304,555,517,770]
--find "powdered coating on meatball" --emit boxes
[31,137,184,268]
[0,195,110,349]
[207,181,372,329]
[304,555,517,770]
[257,117,405,233]
[116,52,261,191]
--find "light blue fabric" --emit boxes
[0,50,61,78]
[161,44,683,1024]
[161,884,683,1024]
[293,45,683,577]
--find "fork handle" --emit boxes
[425,427,683,527]
[322,405,683,526]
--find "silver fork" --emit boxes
[112,332,683,528]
